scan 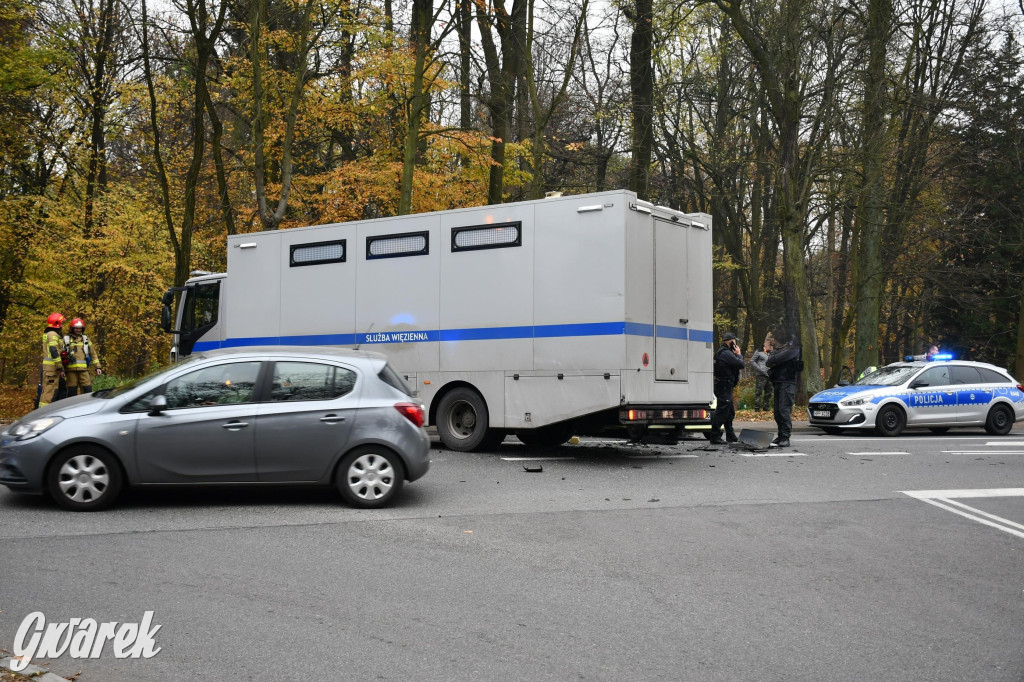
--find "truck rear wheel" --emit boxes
[436,387,493,452]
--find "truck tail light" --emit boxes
[395,402,425,427]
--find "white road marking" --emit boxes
[902,488,1024,498]
[848,452,909,455]
[941,451,1024,455]
[942,499,1024,532]
[901,489,1024,539]
[741,452,807,457]
[803,436,996,442]
[987,441,1024,446]
[500,456,576,461]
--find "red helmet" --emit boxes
[69,318,85,331]
[46,313,65,328]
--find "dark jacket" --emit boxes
[714,344,745,389]
[767,341,802,383]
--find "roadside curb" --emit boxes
[1,656,69,681]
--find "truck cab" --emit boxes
[162,271,226,362]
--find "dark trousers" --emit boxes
[773,381,796,439]
[754,375,772,411]
[711,384,736,439]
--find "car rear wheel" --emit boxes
[336,446,405,508]
[928,427,950,434]
[47,446,123,511]
[875,405,906,437]
[984,404,1014,436]
[436,387,492,451]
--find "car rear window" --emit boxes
[378,365,412,396]
[978,367,1011,384]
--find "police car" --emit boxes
[808,358,1024,436]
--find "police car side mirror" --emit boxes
[909,380,927,390]
[836,379,850,387]
[148,394,168,416]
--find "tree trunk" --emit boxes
[628,0,652,198]
[852,0,893,375]
[399,0,431,215]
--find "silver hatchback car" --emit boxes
[0,347,430,511]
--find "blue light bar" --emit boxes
[932,353,954,360]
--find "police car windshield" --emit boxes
[854,365,919,386]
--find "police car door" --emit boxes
[950,365,989,424]
[906,365,956,425]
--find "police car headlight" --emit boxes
[9,416,63,441]
[841,397,868,407]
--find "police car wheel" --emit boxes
[47,446,123,511]
[874,405,906,437]
[984,404,1014,436]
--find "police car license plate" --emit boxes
[812,410,830,418]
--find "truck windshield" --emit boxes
[854,365,920,386]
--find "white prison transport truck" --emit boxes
[161,189,714,451]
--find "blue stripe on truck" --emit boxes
[192,322,714,352]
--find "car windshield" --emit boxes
[92,355,206,399]
[854,365,919,386]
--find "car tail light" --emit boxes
[1018,384,1024,393]
[395,402,425,427]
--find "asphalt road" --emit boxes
[1,421,1023,681]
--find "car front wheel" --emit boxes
[985,404,1014,436]
[47,446,123,511]
[875,405,906,437]
[336,446,405,509]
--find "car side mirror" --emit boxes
[837,379,850,387]
[148,394,168,416]
[909,381,927,390]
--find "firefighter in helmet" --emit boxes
[64,318,103,397]
[40,312,66,407]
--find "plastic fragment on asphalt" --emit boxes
[523,464,543,472]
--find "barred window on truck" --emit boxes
[366,231,429,259]
[451,222,522,252]
[290,240,346,267]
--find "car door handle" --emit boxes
[222,421,250,429]
[320,415,346,424]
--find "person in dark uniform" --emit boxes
[767,334,802,447]
[709,332,745,445]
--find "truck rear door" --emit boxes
[654,218,688,381]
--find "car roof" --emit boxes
[193,346,388,366]
[883,359,1011,373]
